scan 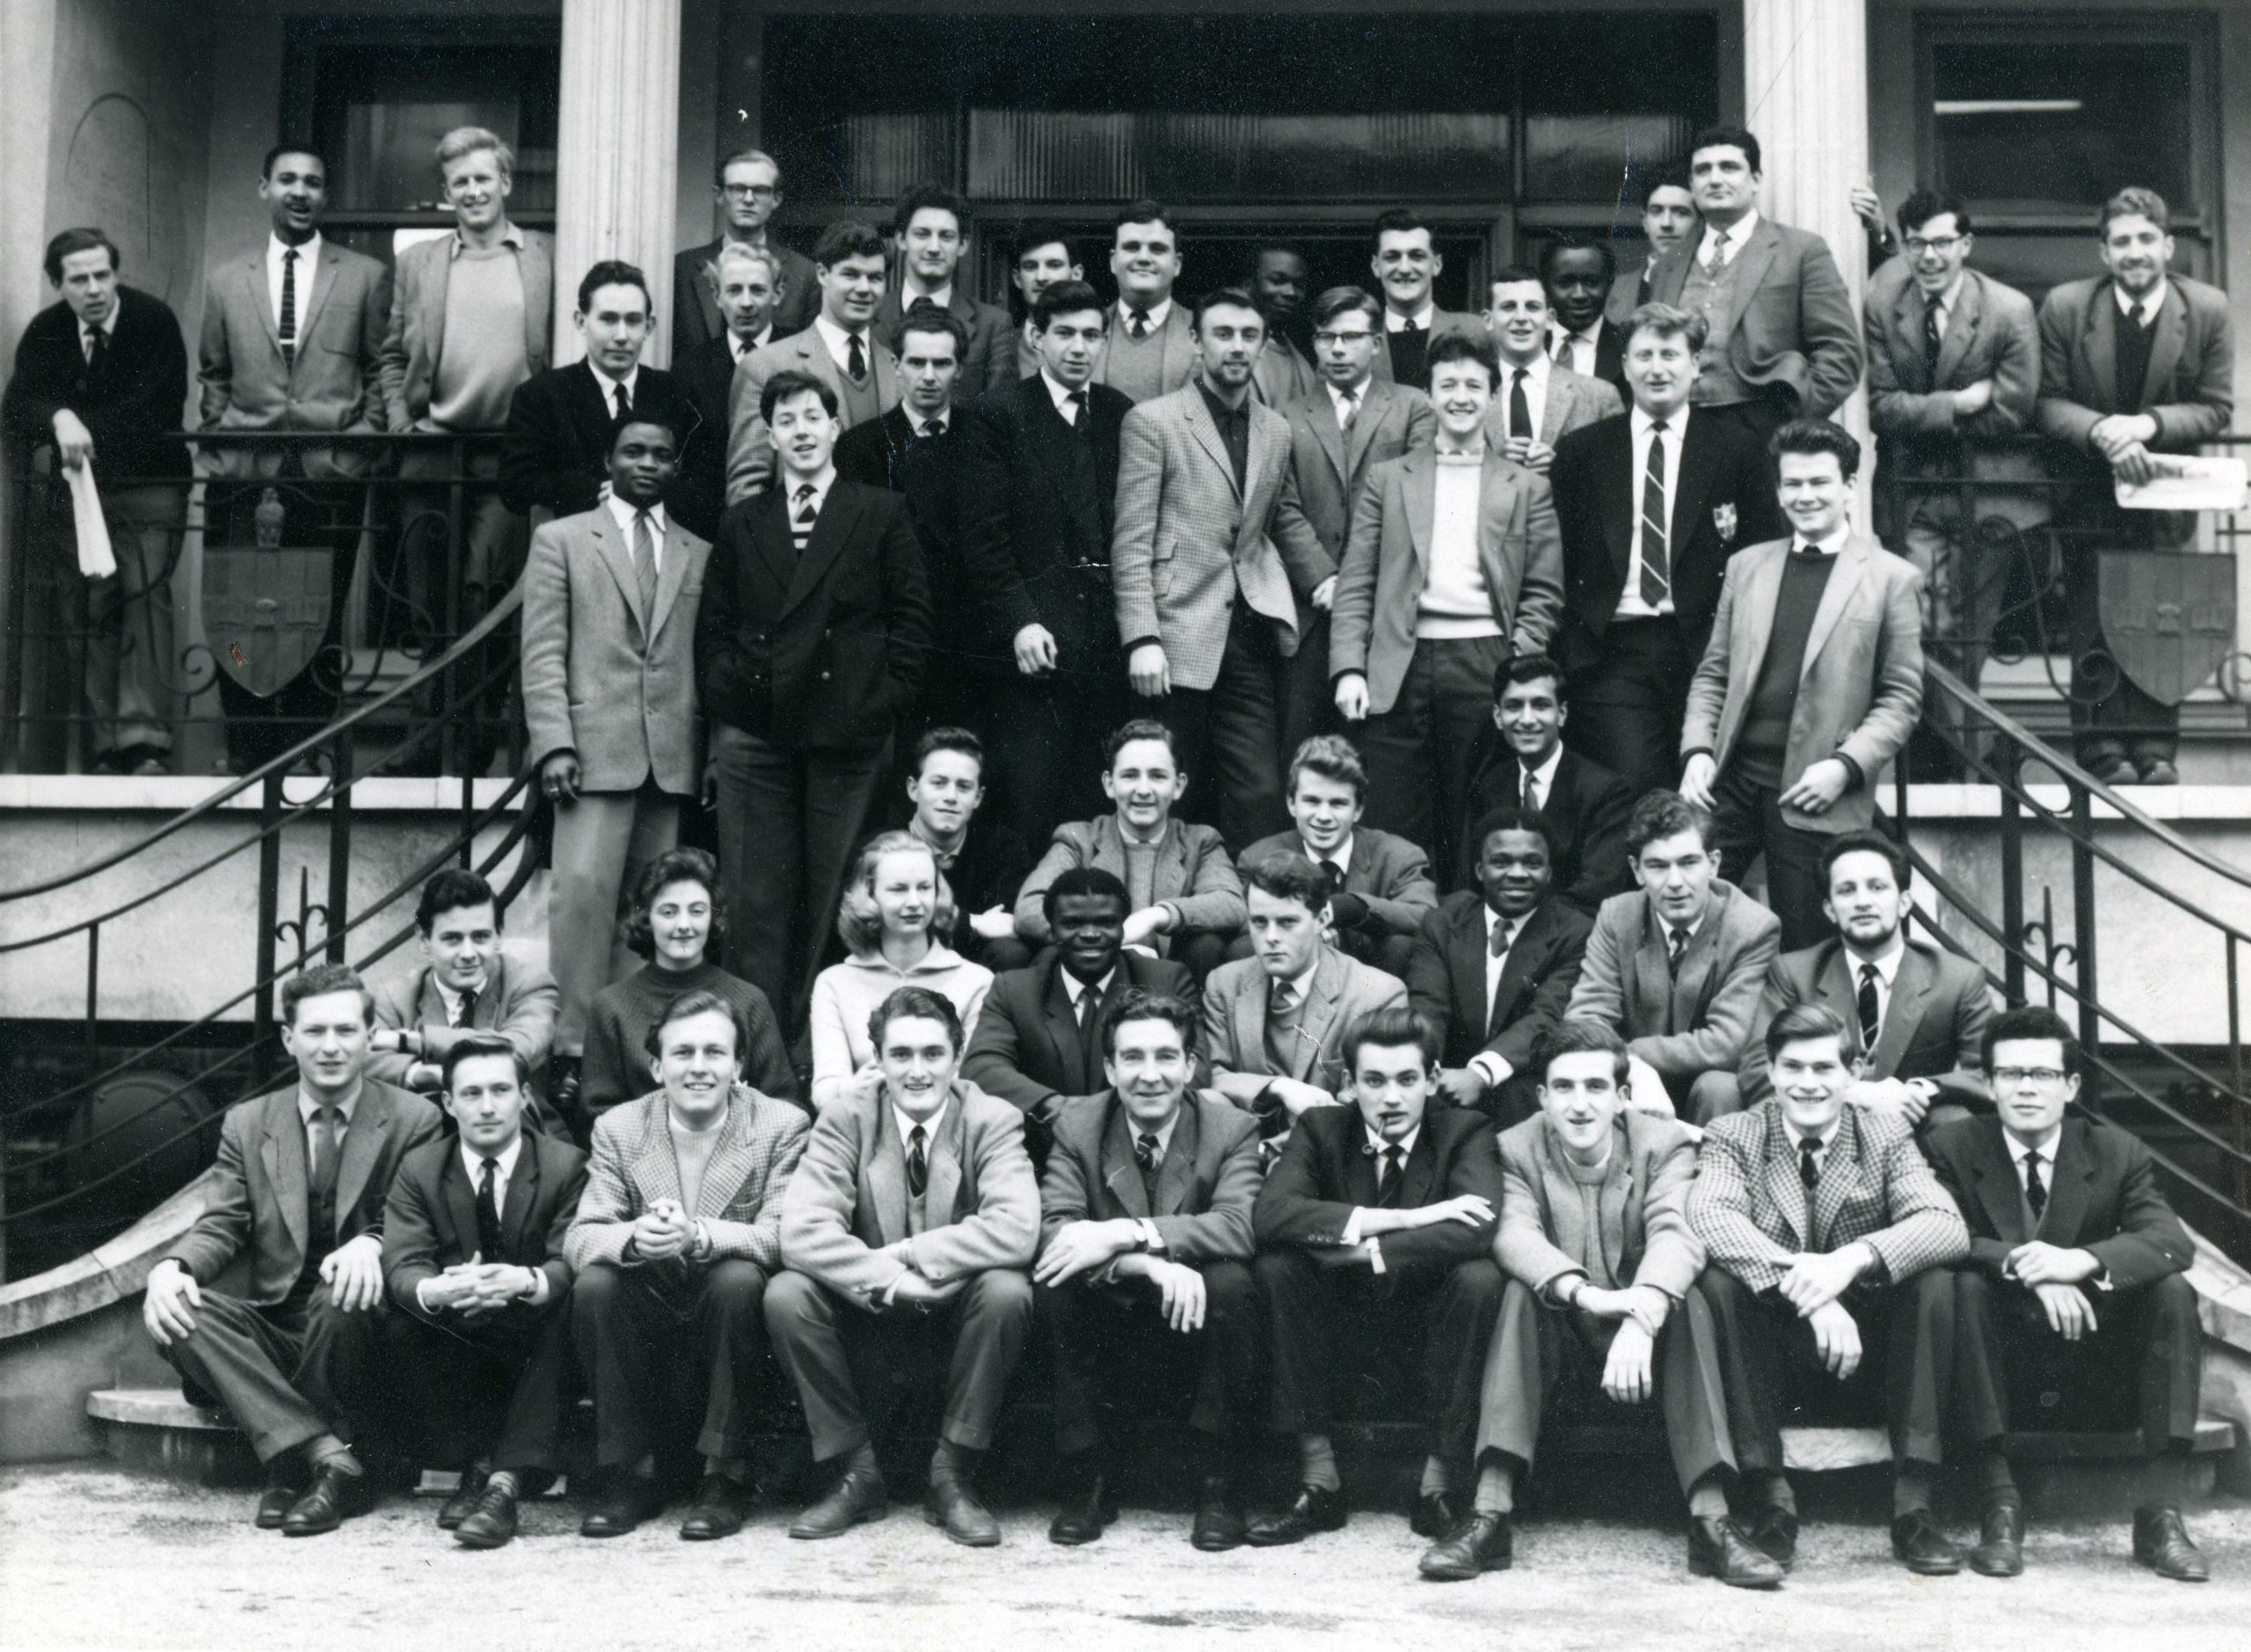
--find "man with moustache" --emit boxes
[873,184,1014,402]
[1482,264,1621,474]
[1007,220,1083,381]
[1541,237,1628,392]
[1097,201,1198,404]
[673,148,818,361]
[1461,653,1635,911]
[1249,244,1320,408]
[1369,209,1482,393]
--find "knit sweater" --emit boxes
[579,958,799,1117]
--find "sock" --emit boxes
[306,1434,362,1476]
[1749,1472,1796,1516]
[1418,1455,1453,1497]
[930,1439,976,1484]
[2140,1443,2190,1509]
[843,1442,879,1479]
[1977,1445,2020,1506]
[1892,1463,1934,1518]
[486,1469,520,1498]
[632,1452,657,1481]
[1686,1472,1729,1521]
[704,1454,751,1484]
[1298,1433,1340,1494]
[1473,1457,1514,1517]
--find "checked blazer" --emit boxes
[564,1088,809,1273]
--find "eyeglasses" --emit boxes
[1904,235,1965,255]
[721,184,778,200]
[1991,1066,2069,1086]
[1314,330,1375,346]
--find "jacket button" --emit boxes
[820,671,832,680]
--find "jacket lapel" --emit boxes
[1042,962,1092,1095]
[2041,1117,2094,1245]
[1971,1124,2030,1247]
[1100,1100,1152,1219]
[1490,900,1553,1036]
[1182,390,1240,500]
[646,520,697,638]
[583,509,650,635]
[1762,1110,1812,1250]
[443,1147,484,1261]
[1671,409,1724,550]
[865,1103,907,1248]
[628,1099,685,1210]
[1933,273,1983,389]
[296,244,343,346]
[1634,898,1674,1032]
[1799,536,1870,681]
[1346,381,1393,481]
[261,1092,310,1261]
[1869,945,1934,1075]
[1306,392,1349,488]
[1402,449,1436,576]
[1721,222,1782,343]
[1155,1102,1199,1216]
[925,1091,968,1226]
[2082,287,2122,413]
[1809,1110,1861,1252]
[1295,949,1350,1082]
[240,254,283,356]
[2144,286,2189,406]
[1540,1124,1591,1266]
[1449,900,1490,1040]
[1597,417,1636,575]
[499,1142,541,1258]
[331,1087,389,1235]
[690,1100,755,1219]
[780,483,857,620]
[1398,1119,1441,1211]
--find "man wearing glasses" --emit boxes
[673,149,817,364]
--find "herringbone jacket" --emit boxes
[565,1088,809,1272]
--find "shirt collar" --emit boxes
[1486,905,1522,946]
[1301,833,1353,875]
[449,222,526,257]
[1927,272,1966,322]
[1554,316,1602,347]
[1062,966,1117,1006]
[297,1085,360,1127]
[813,312,868,365]
[729,325,771,362]
[1118,296,1172,331]
[269,231,323,266]
[606,493,666,540]
[902,281,954,313]
[1273,953,1322,1001]
[459,1133,524,1183]
[1631,404,1687,438]
[83,306,120,342]
[1784,1115,1842,1154]
[1386,302,1437,332]
[893,1099,947,1154]
[2008,1124,2063,1164]
[1327,377,1370,417]
[1040,369,1088,415]
[1116,813,1169,848]
[1793,521,1850,558]
[1852,937,1906,987]
[1366,1123,1419,1161]
[907,815,966,866]
[587,360,640,404]
[1132,1109,1182,1158]
[847,941,965,979]
[1196,378,1248,426]
[782,463,838,508]
[1526,742,1565,792]
[1700,210,1759,258]
[2116,280,2170,325]
[908,404,951,439]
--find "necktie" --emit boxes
[920,418,946,440]
[1316,857,1343,904]
[907,1124,929,1199]
[1520,762,1540,813]
[790,484,817,551]
[631,509,659,610]
[847,332,867,381]
[1704,229,1730,275]
[1076,981,1100,1044]
[454,985,480,1029]
[1508,368,1533,441]
[2023,1153,2048,1221]
[1489,916,1513,959]
[84,325,107,372]
[1376,1146,1404,1207]
[1134,1132,1160,1176]
[1066,388,1088,429]
[475,1154,505,1263]
[1271,979,1298,1020]
[279,248,299,366]
[1640,420,1671,608]
[1799,1138,1821,1191]
[309,1104,341,1200]
[1922,302,1943,381]
[1856,964,1882,1054]
[1129,309,1150,342]
[1666,924,1689,972]
[611,379,630,421]
[1337,391,1357,431]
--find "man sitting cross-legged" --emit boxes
[382,1034,589,1549]
[1422,1019,1778,1588]
[1034,988,1265,1551]
[1246,1006,1506,1547]
[565,989,811,1541]
[769,986,1039,1547]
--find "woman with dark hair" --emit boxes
[578,847,798,1122]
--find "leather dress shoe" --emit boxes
[1969,1502,2024,1577]
[1687,1517,1785,1589]
[1410,1489,1459,1539]
[256,1471,305,1530]
[926,1477,1003,1547]
[2132,1505,2210,1582]
[2084,753,2136,787]
[438,1466,490,1531]
[579,1471,661,1539]
[2137,759,2182,786]
[1190,1478,1247,1552]
[679,1473,757,1540]
[1745,1503,1798,1569]
[1244,1484,1348,1546]
[1891,1509,1964,1576]
[1048,1472,1117,1546]
[1418,1511,1512,1581]
[281,1464,375,1536]
[454,1483,520,1550]
[789,1466,887,1539]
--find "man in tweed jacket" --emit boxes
[1688,1004,1970,1578]
[565,990,809,1542]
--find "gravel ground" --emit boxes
[1,1465,2246,1652]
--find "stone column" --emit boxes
[552,0,682,366]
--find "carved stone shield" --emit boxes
[2098,549,2238,707]
[204,543,333,698]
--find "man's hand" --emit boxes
[1309,576,1338,612]
[888,1271,963,1314]
[1780,1243,1870,1315]
[1952,379,1995,417]
[1512,439,1557,475]
[1148,1258,1207,1333]
[1435,1067,1488,1110]
[1356,1191,1495,1237]
[541,752,582,805]
[1779,758,1853,816]
[1269,1076,1340,1118]
[404,1060,444,1093]
[629,1199,694,1261]
[1032,1219,1140,1287]
[701,761,721,811]
[457,1264,540,1318]
[1127,643,1170,697]
[1569,1283,1633,1321]
[2006,1241,2102,1287]
[1848,181,1885,234]
[52,408,96,470]
[1679,753,1717,810]
[1845,1076,1930,1125]
[1014,622,1059,676]
[970,905,1016,941]
[2092,415,2160,485]
[1333,672,1370,722]
[1121,906,1171,949]
[1601,1318,1657,1404]
[320,1234,385,1312]
[828,1063,887,1111]
[368,1028,412,1054]
[142,1259,202,1345]
[419,1263,484,1313]
[1806,1299,1863,1378]
[2032,1280,2097,1341]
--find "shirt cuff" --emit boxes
[416,1277,438,1313]
[1833,753,1866,791]
[1365,1237,1386,1276]
[522,1268,550,1306]
[1125,635,1161,654]
[1468,1052,1511,1089]
[1342,1207,1369,1247]
[1140,1219,1165,1252]
[1542,1270,1586,1308]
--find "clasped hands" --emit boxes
[1776,1242,1877,1378]
[1035,1219,1207,1332]
[626,1197,703,1263]
[421,1254,541,1318]
[2005,1241,2102,1340]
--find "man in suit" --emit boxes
[1687,1005,1971,1577]
[2036,186,2235,785]
[896,726,1033,972]
[1643,125,1862,444]
[1925,1006,2208,1582]
[1370,208,1482,392]
[197,145,394,775]
[1201,851,1409,1146]
[4,228,189,775]
[140,964,443,1534]
[699,369,933,1023]
[1565,791,1782,1124]
[1407,806,1593,1127]
[770,987,1039,1546]
[1006,220,1084,382]
[965,868,1198,1166]
[499,260,710,535]
[1681,420,1925,950]
[1012,720,1247,982]
[1332,331,1565,882]
[1425,1019,1776,1587]
[522,413,710,1093]
[1247,1005,1506,1546]
[1865,191,2046,753]
[1484,265,1621,473]
[382,1035,587,1549]
[1113,288,1320,849]
[1249,244,1320,409]
[1035,988,1265,1548]
[1461,652,1635,909]
[672,148,817,364]
[961,280,1134,847]
[725,222,901,504]
[1727,830,1992,1124]
[675,243,783,540]
[1608,167,1699,321]
[872,184,1012,402]
[565,990,811,1539]
[1242,735,1437,976]
[1097,201,1198,404]
[1542,237,1628,393]
[1546,302,1785,796]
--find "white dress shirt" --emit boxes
[1118,296,1173,336]
[460,1134,526,1216]
[1783,1116,1843,1178]
[430,972,490,1030]
[1696,210,1760,270]
[1845,938,1905,1044]
[1387,302,1437,333]
[1550,317,1603,376]
[1614,405,1690,620]
[267,232,323,335]
[605,495,667,575]
[813,313,873,377]
[1466,906,1527,1090]
[80,305,120,361]
[1060,967,1117,1015]
[2115,280,2171,329]
[781,464,838,520]
[728,325,773,365]
[1498,352,1554,441]
[588,361,642,419]
[1041,368,1089,423]
[1300,834,1355,879]
[1342,1124,1423,1260]
[893,1099,948,1161]
[1923,272,1966,345]
[2007,1124,2062,1202]
[1517,743,1565,812]
[1327,379,1369,429]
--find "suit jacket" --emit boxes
[958,371,1134,676]
[377,227,553,431]
[1566,880,1781,1088]
[963,950,1201,1117]
[1553,317,1628,391]
[1251,333,1321,410]
[671,237,818,362]
[1269,378,1437,581]
[674,334,747,537]
[1407,892,1592,1080]
[166,1081,443,1306]
[1371,309,1484,388]
[726,324,901,501]
[1202,944,1408,1094]
[1606,260,1658,327]
[1481,363,1622,451]
[198,242,391,478]
[1094,302,1198,403]
[4,287,189,480]
[564,1088,809,1272]
[1494,1109,1704,1314]
[368,954,562,1094]
[1461,744,1635,913]
[1925,1112,2192,1292]
[1040,1090,1261,1263]
[1254,1102,1503,1272]
[1688,1099,1970,1294]
[779,1078,1039,1306]
[1864,265,2049,535]
[1548,406,1787,678]
[834,405,986,666]
[695,478,932,752]
[1240,827,1438,939]
[383,1130,589,1310]
[1681,532,1925,834]
[875,285,1016,403]
[1329,447,1566,714]
[1014,815,1246,946]
[1738,936,1993,1110]
[1111,383,1306,688]
[521,504,710,795]
[498,361,713,535]
[1644,217,1863,419]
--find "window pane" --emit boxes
[1932,40,2194,211]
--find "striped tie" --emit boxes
[1639,420,1671,609]
[790,483,818,554]
[278,248,299,366]
[631,510,658,611]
